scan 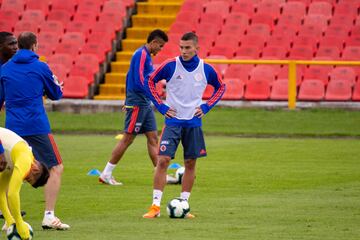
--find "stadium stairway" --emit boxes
[94,0,183,100]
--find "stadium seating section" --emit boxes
[1,0,360,101]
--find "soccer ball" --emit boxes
[7,222,33,240]
[166,197,190,218]
[175,167,185,184]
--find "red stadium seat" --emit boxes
[298,23,324,38]
[346,35,360,48]
[50,0,77,12]
[203,1,230,16]
[207,55,228,76]
[69,64,95,84]
[303,65,332,85]
[246,24,271,38]
[48,63,68,81]
[244,79,271,100]
[342,47,360,61]
[298,79,325,101]
[77,0,102,12]
[73,11,98,24]
[197,34,214,50]
[249,65,276,84]
[55,42,81,57]
[235,46,261,58]
[0,20,15,32]
[334,1,358,17]
[37,42,54,58]
[325,80,352,101]
[331,14,355,27]
[75,53,100,71]
[240,34,266,49]
[231,1,255,16]
[25,0,49,14]
[175,10,199,25]
[352,81,360,101]
[215,34,239,48]
[65,21,91,38]
[221,78,244,100]
[195,22,221,39]
[87,32,113,52]
[277,66,304,86]
[21,10,45,25]
[102,0,126,13]
[61,32,85,47]
[47,10,72,24]
[169,21,194,34]
[289,46,314,60]
[0,10,19,26]
[311,0,336,4]
[270,79,288,100]
[266,34,293,49]
[292,35,319,51]
[329,67,356,86]
[325,24,351,38]
[256,0,281,19]
[38,31,61,47]
[351,25,360,38]
[287,0,311,5]
[224,63,253,82]
[63,76,89,98]
[81,43,107,62]
[262,46,288,59]
[98,12,124,31]
[199,12,224,30]
[251,13,275,29]
[281,1,306,17]
[179,0,204,15]
[91,21,116,40]
[272,23,299,37]
[1,0,24,11]
[48,53,74,69]
[221,23,246,36]
[308,1,332,19]
[14,20,39,36]
[277,13,303,27]
[319,36,344,50]
[316,46,340,60]
[209,45,234,58]
[224,13,249,30]
[303,15,329,32]
[39,20,64,34]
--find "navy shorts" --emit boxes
[22,134,62,169]
[124,105,157,135]
[158,125,207,159]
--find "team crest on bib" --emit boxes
[160,145,167,152]
[194,73,203,82]
[135,127,140,132]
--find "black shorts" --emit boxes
[22,134,62,169]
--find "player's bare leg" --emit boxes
[144,130,158,167]
[181,159,196,218]
[99,133,134,185]
[42,164,70,230]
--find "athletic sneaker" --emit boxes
[42,217,70,230]
[143,205,161,218]
[185,213,195,218]
[99,175,123,186]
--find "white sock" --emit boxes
[44,210,55,219]
[102,162,116,177]
[180,192,191,201]
[152,189,163,207]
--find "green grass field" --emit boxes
[1,108,360,239]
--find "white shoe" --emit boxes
[42,217,70,230]
[1,223,7,232]
[99,174,123,186]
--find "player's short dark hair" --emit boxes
[18,32,37,50]
[147,29,168,43]
[0,32,13,45]
[181,32,198,45]
[32,162,50,188]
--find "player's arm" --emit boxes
[195,64,226,117]
[137,48,153,88]
[41,63,63,100]
[0,141,6,171]
[0,78,4,110]
[145,59,176,116]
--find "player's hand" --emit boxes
[0,153,6,172]
[165,108,176,118]
[194,107,204,118]
[121,105,126,112]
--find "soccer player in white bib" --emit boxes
[0,127,50,239]
[143,32,226,218]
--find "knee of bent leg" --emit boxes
[51,164,64,176]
